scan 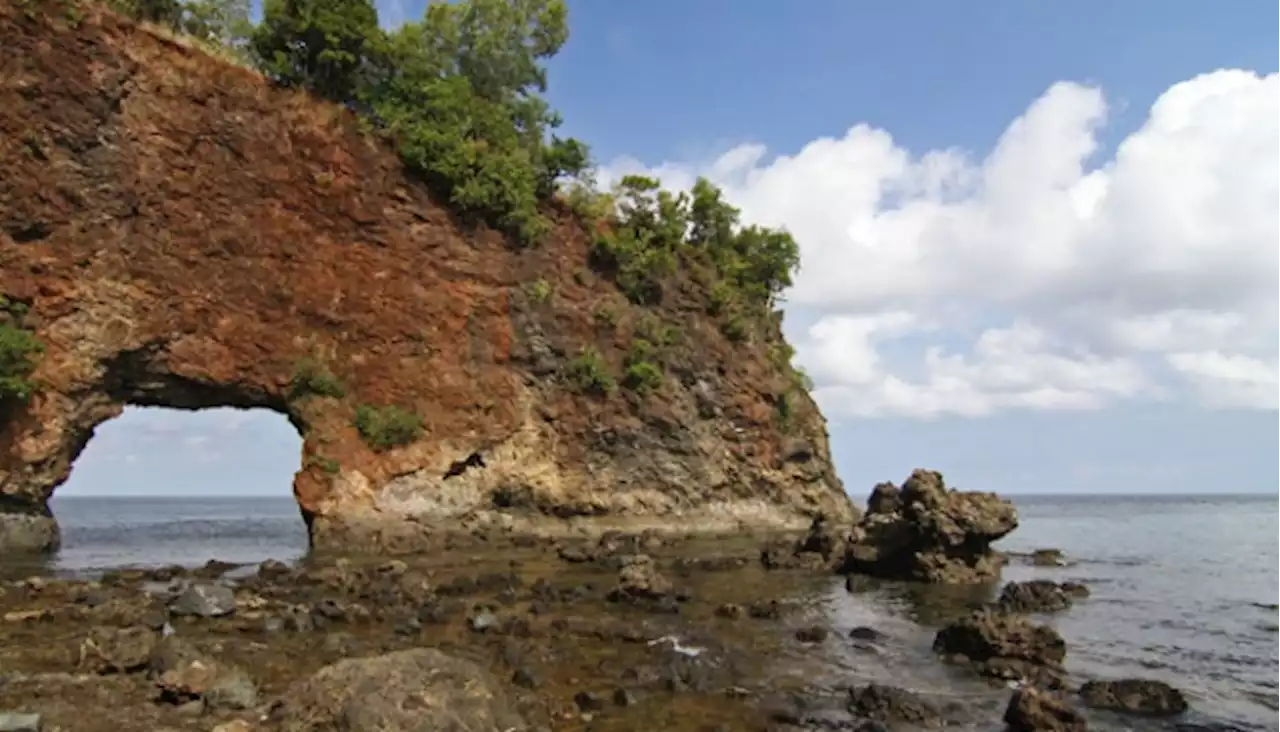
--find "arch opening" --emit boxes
[50,405,308,573]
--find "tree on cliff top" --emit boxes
[250,0,381,101]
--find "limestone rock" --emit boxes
[273,648,524,732]
[1079,678,1188,716]
[78,626,158,674]
[1005,687,1088,732]
[607,555,672,602]
[842,469,1017,583]
[846,684,940,727]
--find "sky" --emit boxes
[59,0,1278,500]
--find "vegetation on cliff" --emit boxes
[0,297,43,403]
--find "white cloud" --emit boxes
[600,69,1279,418]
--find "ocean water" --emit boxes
[20,492,1280,730]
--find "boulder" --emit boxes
[841,469,1017,583]
[1005,687,1088,732]
[606,555,672,602]
[150,636,259,711]
[1079,679,1188,717]
[846,684,940,727]
[169,583,236,618]
[273,648,523,732]
[1031,549,1068,566]
[933,610,1066,685]
[78,626,158,674]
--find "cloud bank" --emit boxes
[601,70,1279,419]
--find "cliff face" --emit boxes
[0,3,856,553]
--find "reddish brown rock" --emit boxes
[0,2,855,553]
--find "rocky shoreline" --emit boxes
[0,472,1198,732]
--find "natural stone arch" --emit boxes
[0,6,856,554]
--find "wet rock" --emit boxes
[715,603,745,619]
[612,688,638,707]
[78,626,158,673]
[847,684,940,727]
[747,600,784,620]
[321,632,358,655]
[169,583,236,617]
[574,690,605,711]
[1079,678,1188,716]
[761,539,829,571]
[469,610,500,633]
[0,712,42,732]
[1061,582,1090,599]
[274,648,524,732]
[606,554,672,602]
[996,580,1080,614]
[933,610,1066,683]
[257,559,292,580]
[193,559,240,579]
[511,667,540,689]
[1031,549,1068,567]
[797,515,849,563]
[1005,687,1087,732]
[841,469,1017,584]
[795,626,829,643]
[150,637,258,710]
[848,626,884,641]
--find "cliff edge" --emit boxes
[0,2,856,553]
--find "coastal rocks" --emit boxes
[933,610,1066,686]
[150,637,259,711]
[847,684,941,727]
[996,580,1089,614]
[0,511,58,554]
[606,555,673,602]
[168,584,236,618]
[841,470,1018,584]
[78,626,158,674]
[1079,679,1188,716]
[1005,687,1087,732]
[273,648,524,732]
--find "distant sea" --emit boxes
[22,492,1280,730]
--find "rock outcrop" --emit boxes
[933,609,1067,688]
[0,2,855,553]
[996,580,1089,614]
[1079,679,1188,717]
[1005,687,1088,732]
[840,469,1018,583]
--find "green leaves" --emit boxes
[250,0,380,101]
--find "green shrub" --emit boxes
[307,454,341,474]
[250,0,380,101]
[0,323,43,402]
[564,346,614,396]
[775,391,794,432]
[524,278,552,304]
[593,305,617,329]
[721,314,750,343]
[621,338,662,394]
[289,358,346,399]
[353,404,423,450]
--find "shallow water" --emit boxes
[16,492,1280,731]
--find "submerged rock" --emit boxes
[846,684,940,727]
[933,610,1066,685]
[273,648,523,732]
[1005,687,1087,732]
[1030,548,1068,566]
[1079,678,1188,716]
[606,555,673,602]
[841,469,1017,584]
[996,580,1086,614]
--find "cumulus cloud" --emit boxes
[600,69,1279,418]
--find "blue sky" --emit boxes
[59,1,1278,499]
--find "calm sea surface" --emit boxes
[23,493,1280,730]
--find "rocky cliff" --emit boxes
[0,3,856,553]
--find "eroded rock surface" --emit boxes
[996,580,1089,614]
[1005,687,1088,732]
[0,2,855,553]
[272,648,524,732]
[933,610,1067,687]
[841,469,1018,583]
[1079,678,1189,717]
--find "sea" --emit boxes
[13,493,1280,730]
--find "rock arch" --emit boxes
[0,5,855,554]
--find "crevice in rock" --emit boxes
[442,451,485,480]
